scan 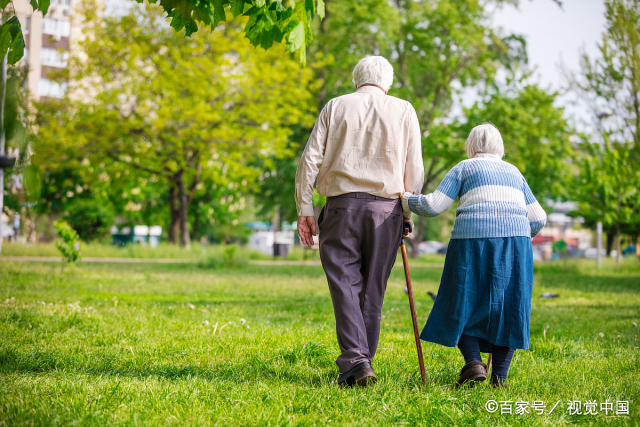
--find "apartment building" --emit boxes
[14,0,75,100]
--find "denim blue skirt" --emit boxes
[420,237,533,352]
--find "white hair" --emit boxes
[465,123,505,158]
[352,56,394,91]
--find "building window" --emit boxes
[50,0,71,6]
[39,78,67,98]
[42,18,71,38]
[25,17,30,33]
[41,48,69,67]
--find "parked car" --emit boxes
[584,248,606,259]
[418,241,446,254]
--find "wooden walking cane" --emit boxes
[400,236,427,385]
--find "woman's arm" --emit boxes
[401,166,463,218]
[523,178,547,238]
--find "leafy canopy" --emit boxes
[141,0,325,63]
[570,142,640,234]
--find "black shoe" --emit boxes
[491,380,509,389]
[337,362,377,388]
[456,361,487,388]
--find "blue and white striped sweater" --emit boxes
[402,153,547,239]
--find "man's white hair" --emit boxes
[352,56,394,91]
[465,123,505,158]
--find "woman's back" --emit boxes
[404,153,546,240]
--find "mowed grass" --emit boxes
[0,242,269,261]
[0,257,638,426]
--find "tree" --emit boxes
[570,142,640,269]
[34,2,317,247]
[1,63,37,239]
[570,0,640,262]
[140,0,325,63]
[574,0,640,150]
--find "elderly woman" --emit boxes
[401,123,546,388]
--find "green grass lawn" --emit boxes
[0,242,269,261]
[1,257,638,426]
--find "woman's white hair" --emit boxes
[352,56,394,91]
[465,123,505,158]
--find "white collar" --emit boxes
[473,153,502,160]
[355,85,386,95]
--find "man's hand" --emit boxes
[403,217,414,238]
[298,216,317,247]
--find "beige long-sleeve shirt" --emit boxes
[295,85,425,218]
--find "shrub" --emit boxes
[54,220,81,268]
[66,199,114,242]
[198,245,248,269]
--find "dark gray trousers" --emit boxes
[318,193,403,373]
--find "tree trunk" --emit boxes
[407,172,437,258]
[616,223,621,270]
[192,209,200,242]
[606,230,614,257]
[47,211,56,242]
[177,173,191,248]
[273,205,280,257]
[168,185,180,245]
[406,216,424,258]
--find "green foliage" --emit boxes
[570,0,640,245]
[552,239,567,254]
[570,142,640,233]
[197,245,248,268]
[53,220,81,264]
[0,65,30,162]
[574,0,640,150]
[34,2,317,246]
[464,80,574,202]
[65,199,115,243]
[1,65,35,213]
[0,17,25,66]
[141,0,324,63]
[29,0,50,14]
[0,0,48,66]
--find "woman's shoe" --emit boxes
[456,361,487,387]
[491,381,509,389]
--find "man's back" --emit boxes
[295,85,424,217]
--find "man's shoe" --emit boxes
[337,362,377,387]
[456,361,487,388]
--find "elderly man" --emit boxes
[295,56,424,387]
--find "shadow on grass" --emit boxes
[0,341,455,391]
[0,342,340,388]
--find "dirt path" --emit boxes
[1,256,195,263]
[2,256,443,268]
